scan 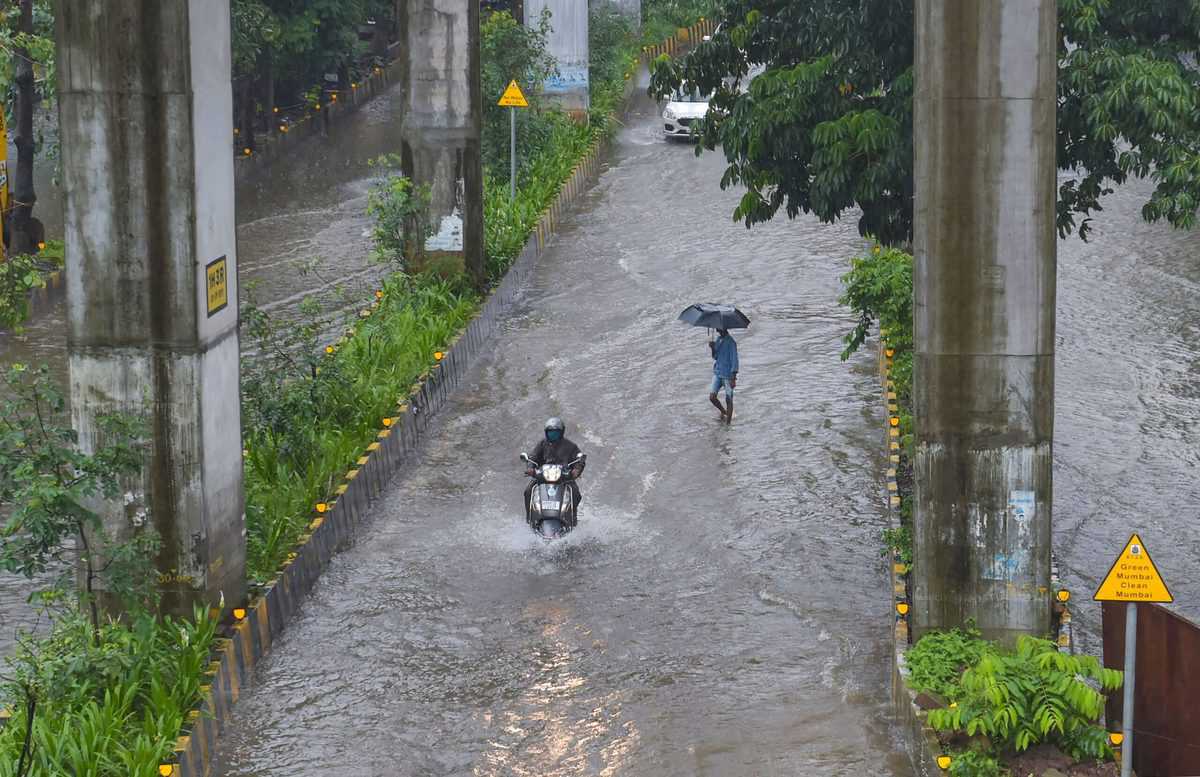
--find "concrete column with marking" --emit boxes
[57,0,246,614]
[524,0,589,117]
[399,0,485,287]
[912,0,1057,642]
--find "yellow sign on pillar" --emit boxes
[1093,533,1173,603]
[205,256,228,317]
[498,80,529,108]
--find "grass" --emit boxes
[242,274,477,580]
[0,607,217,777]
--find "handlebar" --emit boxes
[520,452,586,479]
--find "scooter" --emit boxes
[520,453,586,540]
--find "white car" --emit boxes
[662,88,712,140]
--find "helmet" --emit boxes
[544,417,565,443]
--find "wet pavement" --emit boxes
[212,87,910,776]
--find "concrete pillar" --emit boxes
[399,0,485,287]
[57,0,245,615]
[912,0,1056,643]
[525,0,589,116]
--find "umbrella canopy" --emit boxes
[677,303,750,330]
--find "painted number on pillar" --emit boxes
[206,256,228,317]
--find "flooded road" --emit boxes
[0,90,404,655]
[0,62,1194,770]
[1054,177,1200,654]
[214,89,909,776]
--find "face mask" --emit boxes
[546,430,562,442]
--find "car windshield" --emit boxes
[671,89,710,103]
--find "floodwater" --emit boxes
[0,66,1192,772]
[1054,176,1200,654]
[213,87,910,775]
[0,89,403,656]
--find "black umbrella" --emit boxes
[677,303,750,330]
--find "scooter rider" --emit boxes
[525,417,585,515]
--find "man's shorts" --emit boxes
[710,375,735,398]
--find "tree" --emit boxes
[232,0,277,150]
[0,364,154,643]
[649,0,1200,245]
[0,0,53,256]
[479,8,557,174]
[231,0,395,146]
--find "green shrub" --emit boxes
[480,9,560,176]
[922,635,1122,761]
[481,5,639,279]
[0,253,43,332]
[641,0,716,46]
[590,4,636,88]
[0,606,216,777]
[838,244,913,397]
[946,750,1003,777]
[905,626,991,702]
[0,364,217,777]
[882,524,912,566]
[38,239,64,266]
[0,363,156,631]
[240,274,477,581]
[366,154,433,268]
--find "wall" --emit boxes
[1103,602,1200,776]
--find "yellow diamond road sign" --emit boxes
[499,80,528,108]
[1093,533,1173,603]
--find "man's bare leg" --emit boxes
[709,392,729,420]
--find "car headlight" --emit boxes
[663,106,676,120]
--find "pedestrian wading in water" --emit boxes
[709,328,738,423]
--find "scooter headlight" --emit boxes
[543,464,562,483]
